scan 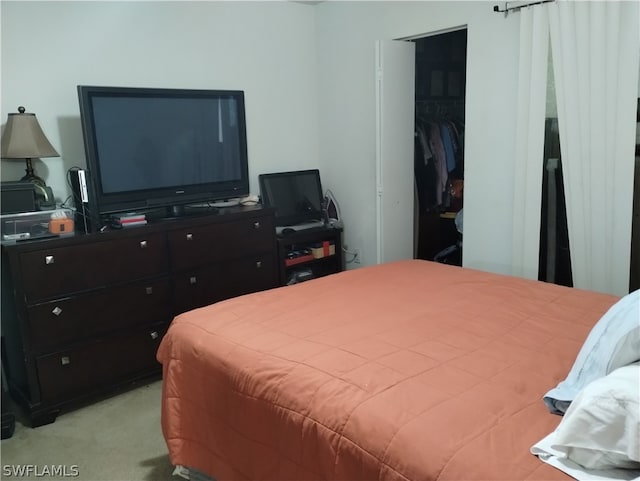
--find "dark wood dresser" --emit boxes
[1,206,278,427]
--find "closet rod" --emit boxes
[493,0,554,15]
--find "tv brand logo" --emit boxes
[2,464,79,477]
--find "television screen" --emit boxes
[78,86,249,217]
[259,169,324,227]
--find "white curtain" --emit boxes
[548,1,639,296]
[512,5,550,280]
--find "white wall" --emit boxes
[1,1,319,202]
[3,1,634,283]
[315,1,522,274]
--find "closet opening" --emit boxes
[538,118,573,287]
[630,99,639,292]
[539,47,572,287]
[413,28,467,266]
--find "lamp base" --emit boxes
[21,172,47,188]
[20,158,54,207]
[21,158,46,188]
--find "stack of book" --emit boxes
[111,213,147,229]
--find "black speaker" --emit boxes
[0,182,37,214]
[69,168,98,233]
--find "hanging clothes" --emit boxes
[440,122,457,173]
[414,117,464,211]
[415,128,438,208]
[429,122,448,206]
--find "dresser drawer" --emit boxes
[169,215,275,270]
[1,208,280,425]
[173,252,278,314]
[19,232,168,302]
[27,277,171,353]
[36,323,168,403]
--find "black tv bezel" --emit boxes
[77,85,250,216]
[258,169,324,227]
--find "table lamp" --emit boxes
[1,106,59,188]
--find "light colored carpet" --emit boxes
[1,381,176,481]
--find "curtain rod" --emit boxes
[493,0,554,16]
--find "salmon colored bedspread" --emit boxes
[157,260,618,481]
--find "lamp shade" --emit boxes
[1,106,59,159]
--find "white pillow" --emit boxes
[544,289,640,414]
[551,363,640,470]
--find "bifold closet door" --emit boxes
[375,39,415,264]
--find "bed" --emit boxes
[157,259,633,481]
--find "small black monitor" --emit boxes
[259,169,324,227]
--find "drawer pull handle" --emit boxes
[145,287,153,295]
[45,255,55,265]
[150,331,159,340]
[186,233,193,241]
[189,276,197,285]
[253,221,261,229]
[256,261,262,268]
[140,240,148,249]
[61,356,71,366]
[52,306,63,316]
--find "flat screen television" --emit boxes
[259,169,325,228]
[77,85,250,218]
